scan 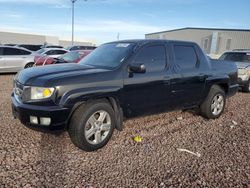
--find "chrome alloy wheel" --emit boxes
[211,94,224,116]
[84,110,111,145]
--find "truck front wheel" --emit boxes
[68,100,115,151]
[200,85,226,119]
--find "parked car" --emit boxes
[41,45,64,49]
[34,50,92,66]
[219,50,250,92]
[67,45,96,51]
[16,44,42,52]
[34,48,68,63]
[3,44,17,46]
[12,40,238,151]
[0,46,35,73]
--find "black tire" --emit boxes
[242,81,250,93]
[200,85,226,119]
[24,62,34,69]
[68,100,115,151]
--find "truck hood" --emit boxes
[235,62,250,69]
[17,63,108,85]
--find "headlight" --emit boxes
[31,87,54,100]
[238,68,250,76]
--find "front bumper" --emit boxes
[238,77,249,87]
[227,84,239,97]
[11,92,71,132]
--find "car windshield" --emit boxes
[36,48,46,54]
[79,42,135,68]
[219,52,250,63]
[60,51,82,62]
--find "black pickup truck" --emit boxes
[12,40,238,151]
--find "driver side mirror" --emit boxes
[128,64,146,74]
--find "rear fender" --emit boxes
[203,76,230,99]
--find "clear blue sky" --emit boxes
[0,0,249,45]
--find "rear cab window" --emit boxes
[3,47,31,55]
[173,45,198,70]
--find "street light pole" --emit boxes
[71,0,77,46]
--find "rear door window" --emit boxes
[174,45,198,70]
[133,45,166,72]
[20,49,31,55]
[3,47,30,55]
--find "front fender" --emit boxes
[59,86,122,108]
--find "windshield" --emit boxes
[60,51,82,62]
[36,48,46,54]
[219,52,250,63]
[79,43,135,68]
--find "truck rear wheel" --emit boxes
[200,85,226,119]
[68,100,115,151]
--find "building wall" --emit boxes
[145,29,250,56]
[45,36,59,45]
[0,31,95,47]
[217,31,250,54]
[0,31,46,45]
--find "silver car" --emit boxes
[219,50,250,92]
[0,46,35,73]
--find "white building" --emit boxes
[146,27,250,58]
[0,31,96,47]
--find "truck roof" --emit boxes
[107,39,197,46]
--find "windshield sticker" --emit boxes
[116,43,130,48]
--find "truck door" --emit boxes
[123,44,172,117]
[171,44,206,107]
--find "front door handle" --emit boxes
[163,76,171,85]
[198,73,206,80]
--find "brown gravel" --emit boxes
[0,74,250,187]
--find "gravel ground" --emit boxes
[0,74,250,188]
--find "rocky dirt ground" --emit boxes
[0,74,250,188]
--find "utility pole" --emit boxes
[71,0,77,46]
[117,33,120,41]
